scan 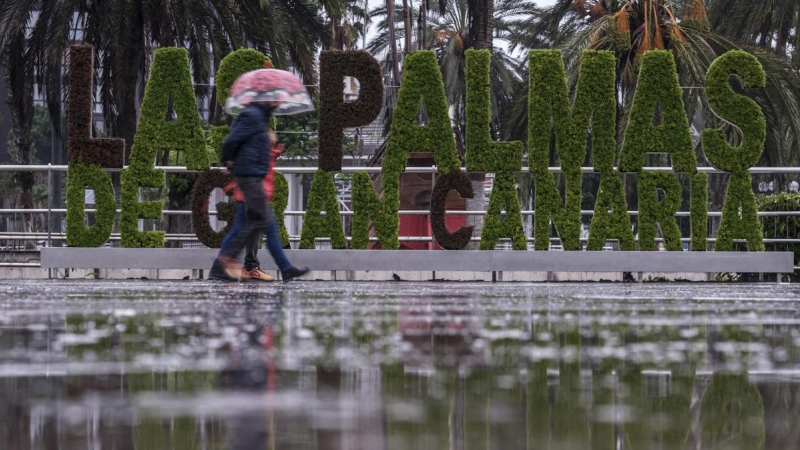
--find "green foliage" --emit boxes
[715,172,765,251]
[67,45,124,168]
[319,50,383,171]
[384,50,461,175]
[703,50,767,173]
[66,162,116,247]
[273,172,290,247]
[588,171,636,250]
[190,169,234,248]
[300,169,347,249]
[351,171,399,249]
[757,192,800,264]
[691,173,709,251]
[480,173,526,250]
[120,165,165,248]
[619,51,696,174]
[529,50,616,250]
[638,172,683,251]
[465,49,523,173]
[209,125,230,162]
[431,171,474,250]
[215,49,269,108]
[700,373,765,449]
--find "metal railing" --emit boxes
[1,164,799,259]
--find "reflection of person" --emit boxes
[210,101,309,282]
[210,143,285,282]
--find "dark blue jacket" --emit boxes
[222,104,273,177]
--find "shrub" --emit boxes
[480,173,527,250]
[190,169,235,248]
[619,50,696,174]
[588,171,636,250]
[351,171,399,249]
[66,162,116,247]
[300,169,347,249]
[318,51,383,171]
[529,50,616,250]
[431,171,475,250]
[638,172,683,251]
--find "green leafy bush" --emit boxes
[318,51,383,171]
[464,49,523,173]
[215,49,269,108]
[121,47,209,247]
[190,169,234,248]
[588,171,636,250]
[691,173,708,251]
[273,172,290,247]
[66,162,116,247]
[67,45,124,168]
[702,51,767,252]
[638,172,683,251]
[300,169,347,249]
[619,50,696,174]
[351,171,399,249]
[384,50,461,175]
[757,192,800,264]
[431,171,475,250]
[529,50,616,250]
[480,173,526,250]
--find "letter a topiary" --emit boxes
[121,48,208,247]
[588,171,636,250]
[529,50,616,250]
[66,162,116,247]
[300,169,347,249]
[480,173,527,250]
[619,50,696,174]
[702,51,766,251]
[638,172,683,251]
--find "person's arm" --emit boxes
[221,110,260,166]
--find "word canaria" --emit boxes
[65,45,766,252]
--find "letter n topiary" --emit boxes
[638,172,683,251]
[351,172,399,249]
[702,51,766,251]
[121,48,208,247]
[619,50,696,174]
[300,169,347,249]
[318,51,383,171]
[529,50,616,250]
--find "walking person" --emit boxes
[210,142,285,282]
[210,101,309,282]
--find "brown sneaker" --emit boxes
[242,268,275,282]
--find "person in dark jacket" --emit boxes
[210,101,309,282]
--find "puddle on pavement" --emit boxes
[1,280,800,449]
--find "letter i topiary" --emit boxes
[480,173,527,250]
[66,162,116,247]
[691,173,708,251]
[638,172,683,251]
[588,171,636,251]
[702,51,766,251]
[528,50,616,251]
[300,169,347,249]
[619,50,696,174]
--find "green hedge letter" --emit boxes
[300,169,347,249]
[465,49,525,250]
[619,50,696,173]
[529,50,616,250]
[703,51,767,251]
[638,172,683,251]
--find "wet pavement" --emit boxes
[1,280,800,449]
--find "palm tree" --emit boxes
[503,0,800,199]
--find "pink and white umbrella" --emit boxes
[225,68,313,116]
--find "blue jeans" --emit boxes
[211,202,260,271]
[216,176,292,273]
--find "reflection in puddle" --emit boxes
[1,280,799,449]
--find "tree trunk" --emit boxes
[402,0,412,54]
[387,0,402,99]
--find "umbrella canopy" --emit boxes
[225,69,313,116]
